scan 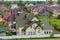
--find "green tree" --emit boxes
[37,1,45,4]
[3,9,9,14]
[31,1,38,5]
[57,14,60,19]
[24,6,27,12]
[57,0,60,4]
[50,32,54,38]
[48,0,53,4]
[4,1,11,7]
[27,9,31,13]
[18,1,25,6]
[49,11,53,18]
[53,24,57,29]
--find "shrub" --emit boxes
[6,31,12,36]
[50,33,54,38]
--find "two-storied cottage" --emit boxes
[15,12,54,36]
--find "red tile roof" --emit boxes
[18,6,23,11]
[32,8,43,12]
[32,8,39,12]
[45,5,50,8]
[3,14,11,20]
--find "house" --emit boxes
[8,15,16,35]
[39,8,51,17]
[11,9,18,14]
[15,13,54,35]
[32,8,39,15]
[50,4,58,7]
[18,6,23,11]
[52,8,60,17]
[25,4,35,12]
[0,4,6,11]
[36,4,45,8]
[11,4,18,9]
[10,6,23,15]
[25,4,35,8]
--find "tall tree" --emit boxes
[57,0,60,4]
[5,1,11,7]
[37,1,45,4]
[57,14,60,19]
[48,0,53,4]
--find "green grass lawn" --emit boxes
[8,38,60,40]
[37,15,60,28]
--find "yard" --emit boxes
[8,38,60,40]
[0,22,4,27]
[36,15,60,28]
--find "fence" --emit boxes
[0,34,60,39]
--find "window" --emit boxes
[31,32,32,35]
[44,31,46,34]
[38,28,40,33]
[44,31,48,34]
[44,31,51,34]
[47,31,48,34]
[49,31,51,34]
[28,32,35,35]
[12,32,16,35]
[11,25,16,29]
[28,32,30,35]
[31,24,35,28]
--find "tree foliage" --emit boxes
[57,14,60,19]
[49,11,53,18]
[37,1,45,4]
[48,0,53,4]
[57,0,60,4]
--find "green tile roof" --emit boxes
[22,22,34,31]
[0,27,8,33]
[17,20,25,27]
[41,21,54,30]
[26,13,34,20]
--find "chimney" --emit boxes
[25,19,29,26]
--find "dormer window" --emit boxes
[31,24,36,29]
[31,17,39,21]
